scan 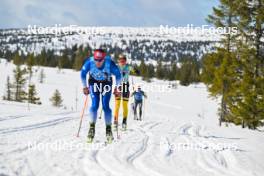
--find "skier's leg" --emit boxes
[131,102,135,114]
[89,85,100,124]
[102,87,112,126]
[87,122,95,142]
[122,99,129,120]
[122,99,128,128]
[102,86,114,141]
[139,101,143,120]
[87,84,100,142]
[134,101,139,120]
[122,82,130,121]
[114,97,121,123]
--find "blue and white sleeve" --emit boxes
[80,60,91,87]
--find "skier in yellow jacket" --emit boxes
[113,54,139,130]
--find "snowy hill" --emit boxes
[0,59,264,176]
[0,27,219,61]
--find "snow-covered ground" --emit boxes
[0,59,263,176]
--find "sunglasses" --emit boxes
[94,58,104,62]
[118,60,126,64]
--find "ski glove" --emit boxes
[83,87,89,95]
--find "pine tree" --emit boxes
[38,49,48,66]
[222,0,264,129]
[13,52,22,65]
[168,62,178,81]
[205,0,264,129]
[233,0,264,128]
[207,0,238,52]
[205,0,239,125]
[59,49,72,69]
[73,47,86,71]
[202,50,238,124]
[139,59,150,81]
[3,76,12,101]
[28,84,41,105]
[13,65,27,102]
[237,0,264,70]
[73,51,84,71]
[179,63,191,86]
[156,60,165,79]
[228,45,264,129]
[50,89,63,107]
[146,64,155,81]
[179,57,200,86]
[26,53,35,80]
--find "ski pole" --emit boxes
[99,94,103,119]
[131,76,135,91]
[99,108,103,119]
[76,95,89,137]
[142,98,146,121]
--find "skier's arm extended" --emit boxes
[130,91,135,97]
[110,60,122,86]
[142,91,147,98]
[80,59,91,88]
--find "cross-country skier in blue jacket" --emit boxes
[81,49,122,143]
[131,86,147,121]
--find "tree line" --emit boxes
[3,43,202,86]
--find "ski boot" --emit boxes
[139,114,142,121]
[122,118,127,131]
[87,122,95,143]
[106,125,113,144]
[134,112,138,120]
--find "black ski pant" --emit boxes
[134,100,143,119]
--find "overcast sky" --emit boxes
[0,0,218,28]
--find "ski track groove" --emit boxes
[123,122,163,176]
[178,123,251,176]
[0,115,27,122]
[89,148,113,176]
[0,115,78,135]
